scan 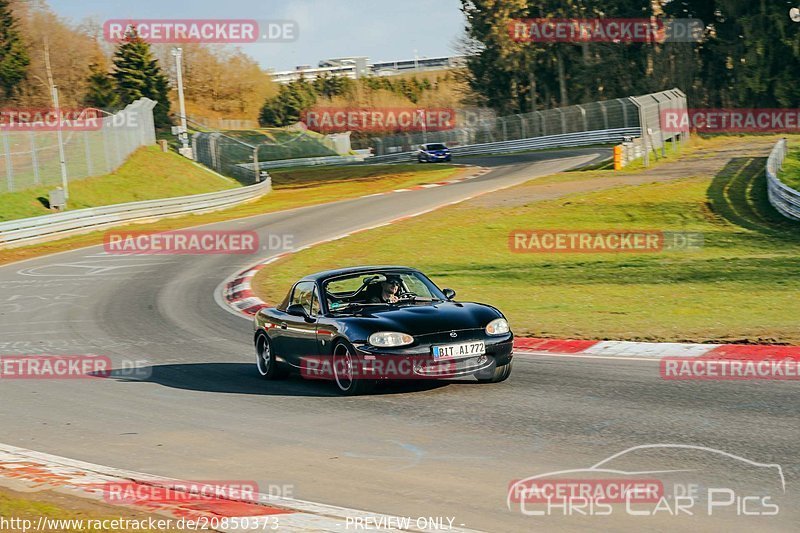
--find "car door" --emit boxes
[280,281,321,367]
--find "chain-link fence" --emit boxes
[0,98,157,194]
[190,89,689,177]
[192,126,344,184]
[360,89,688,160]
[193,131,259,185]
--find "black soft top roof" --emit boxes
[299,265,419,283]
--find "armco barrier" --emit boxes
[766,138,800,221]
[249,154,365,170]
[0,177,272,248]
[366,127,641,164]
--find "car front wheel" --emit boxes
[476,360,512,383]
[332,340,373,395]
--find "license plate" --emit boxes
[432,341,485,360]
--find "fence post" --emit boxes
[578,105,588,132]
[2,131,13,192]
[517,114,527,139]
[252,146,260,184]
[29,131,40,186]
[599,101,609,130]
[557,108,566,134]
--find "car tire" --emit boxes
[255,332,289,380]
[476,360,512,383]
[332,340,373,395]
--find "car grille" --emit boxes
[414,328,485,346]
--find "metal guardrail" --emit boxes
[0,177,272,247]
[766,138,800,221]
[251,154,365,170]
[366,127,641,164]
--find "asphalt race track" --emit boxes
[1,149,798,531]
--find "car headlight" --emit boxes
[485,318,509,336]
[368,331,414,347]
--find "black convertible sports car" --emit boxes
[253,266,513,394]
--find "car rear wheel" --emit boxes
[332,341,373,395]
[255,332,288,380]
[476,360,512,383]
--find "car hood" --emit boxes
[351,301,502,335]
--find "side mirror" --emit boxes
[442,288,456,300]
[286,304,308,317]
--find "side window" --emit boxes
[290,282,315,315]
[310,287,321,316]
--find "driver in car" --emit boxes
[368,275,402,303]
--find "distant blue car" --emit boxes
[417,143,452,163]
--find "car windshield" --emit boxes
[425,143,447,150]
[324,270,445,312]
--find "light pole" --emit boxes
[52,85,69,200]
[172,47,190,155]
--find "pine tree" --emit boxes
[259,79,317,127]
[0,0,29,98]
[84,63,119,110]
[111,27,172,127]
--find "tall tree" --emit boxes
[84,62,119,110]
[259,79,317,127]
[112,27,172,127]
[0,0,29,99]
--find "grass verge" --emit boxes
[0,163,461,266]
[778,140,800,190]
[252,141,800,344]
[0,486,183,532]
[0,146,239,222]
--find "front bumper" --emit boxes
[353,334,513,379]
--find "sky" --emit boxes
[46,0,468,71]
